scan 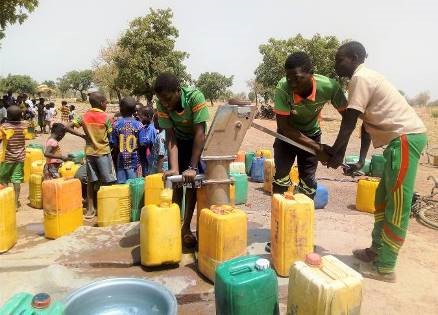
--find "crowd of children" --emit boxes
[0,90,168,210]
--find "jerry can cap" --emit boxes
[305,253,322,267]
[32,293,51,309]
[255,258,270,270]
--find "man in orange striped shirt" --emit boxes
[0,106,31,208]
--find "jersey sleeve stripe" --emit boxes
[273,109,290,116]
[192,102,207,113]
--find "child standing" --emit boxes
[37,98,46,133]
[43,123,70,179]
[67,92,116,212]
[60,101,70,123]
[43,104,53,132]
[137,106,156,176]
[110,97,143,183]
[0,106,31,208]
[149,113,168,174]
[68,105,76,122]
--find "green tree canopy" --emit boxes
[196,72,233,105]
[41,80,56,89]
[58,70,93,101]
[56,76,70,98]
[93,41,125,102]
[114,8,190,104]
[254,34,343,101]
[0,0,38,43]
[0,74,37,94]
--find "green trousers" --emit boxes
[372,133,427,273]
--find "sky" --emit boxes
[0,0,437,99]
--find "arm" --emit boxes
[65,122,87,140]
[326,108,361,168]
[44,145,69,161]
[182,123,205,183]
[276,115,330,162]
[359,124,371,162]
[164,128,179,178]
[156,156,164,173]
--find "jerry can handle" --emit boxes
[230,265,252,276]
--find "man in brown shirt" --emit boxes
[327,41,427,282]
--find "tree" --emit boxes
[248,91,255,102]
[410,91,431,107]
[428,99,438,107]
[41,80,56,89]
[0,0,38,44]
[56,76,70,98]
[58,70,93,101]
[196,72,233,106]
[114,8,191,105]
[0,74,37,94]
[254,34,343,102]
[93,41,125,102]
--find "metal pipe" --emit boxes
[165,174,206,189]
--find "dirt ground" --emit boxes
[1,101,437,314]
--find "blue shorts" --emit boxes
[116,168,137,184]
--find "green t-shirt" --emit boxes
[157,87,209,140]
[274,74,347,136]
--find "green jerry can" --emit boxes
[344,155,371,174]
[230,173,248,205]
[0,292,64,314]
[67,151,85,164]
[245,152,256,175]
[26,143,44,151]
[127,177,145,221]
[215,255,279,315]
[370,154,386,178]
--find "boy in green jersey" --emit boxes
[155,73,209,249]
[272,52,347,197]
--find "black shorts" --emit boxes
[171,138,204,174]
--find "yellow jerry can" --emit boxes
[97,184,131,227]
[271,192,314,277]
[198,205,247,282]
[42,178,82,213]
[30,160,45,176]
[263,158,275,194]
[145,173,164,206]
[24,148,44,183]
[29,174,43,209]
[140,189,181,266]
[356,177,380,213]
[44,207,83,239]
[287,253,363,315]
[0,187,17,253]
[256,149,272,159]
[59,161,80,178]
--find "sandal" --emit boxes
[352,248,377,263]
[182,232,197,249]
